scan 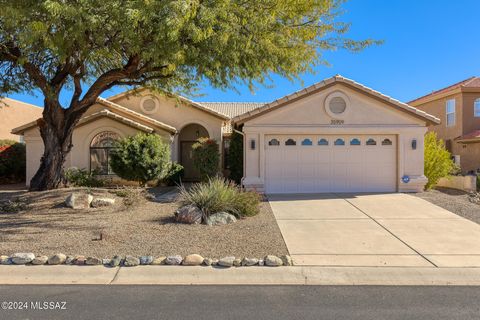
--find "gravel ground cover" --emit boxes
[0,187,288,258]
[414,187,480,224]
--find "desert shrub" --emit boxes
[64,167,105,187]
[424,132,455,189]
[110,133,171,186]
[110,187,151,207]
[0,139,26,183]
[177,177,260,218]
[192,138,220,181]
[0,198,28,214]
[160,162,184,186]
[228,130,243,184]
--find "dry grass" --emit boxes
[0,186,288,259]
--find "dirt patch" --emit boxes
[0,187,288,258]
[414,187,480,224]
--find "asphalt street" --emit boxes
[1,285,480,320]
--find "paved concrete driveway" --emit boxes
[268,193,480,267]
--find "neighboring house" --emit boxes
[12,75,438,193]
[409,77,480,174]
[0,98,43,142]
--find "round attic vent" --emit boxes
[324,91,350,119]
[329,97,347,114]
[140,97,159,114]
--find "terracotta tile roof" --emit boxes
[233,75,440,125]
[408,77,480,104]
[198,102,266,118]
[455,130,480,142]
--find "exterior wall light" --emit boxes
[411,139,417,150]
[250,139,256,150]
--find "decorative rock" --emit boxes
[233,258,242,267]
[218,256,235,267]
[48,253,67,265]
[280,255,293,266]
[11,252,35,264]
[0,255,11,265]
[203,258,213,266]
[205,212,237,226]
[124,256,140,267]
[65,256,75,265]
[31,255,48,265]
[86,257,103,265]
[65,193,93,209]
[265,255,283,267]
[109,256,122,267]
[165,255,183,265]
[102,259,111,265]
[174,205,203,224]
[241,258,259,266]
[258,259,264,266]
[139,256,154,265]
[151,256,166,265]
[183,254,204,266]
[91,197,115,208]
[73,256,86,265]
[211,258,219,266]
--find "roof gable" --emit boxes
[233,75,440,125]
[409,76,480,105]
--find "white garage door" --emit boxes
[265,135,397,193]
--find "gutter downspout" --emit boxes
[232,128,246,189]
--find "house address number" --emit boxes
[331,119,344,125]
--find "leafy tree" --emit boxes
[228,130,243,184]
[424,132,455,189]
[0,0,378,190]
[192,138,220,180]
[0,139,26,183]
[110,133,171,186]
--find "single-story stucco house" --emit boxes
[12,75,439,193]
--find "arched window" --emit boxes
[350,138,361,146]
[318,138,329,146]
[285,138,296,146]
[382,138,393,146]
[366,138,377,146]
[268,138,280,146]
[334,138,345,146]
[475,98,480,117]
[301,138,313,146]
[90,131,120,175]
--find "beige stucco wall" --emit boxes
[242,84,429,193]
[0,98,42,141]
[110,91,225,162]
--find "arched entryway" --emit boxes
[178,123,209,181]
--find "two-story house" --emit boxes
[409,77,480,174]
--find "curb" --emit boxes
[1,266,480,286]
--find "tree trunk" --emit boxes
[29,101,76,191]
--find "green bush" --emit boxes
[0,139,26,183]
[424,132,455,189]
[160,162,184,186]
[177,177,260,219]
[228,130,243,184]
[192,137,220,181]
[64,168,105,187]
[110,133,171,186]
[477,175,480,191]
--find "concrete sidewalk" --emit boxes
[1,265,480,286]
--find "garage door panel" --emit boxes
[265,135,396,193]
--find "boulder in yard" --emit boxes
[151,256,166,265]
[86,257,103,265]
[265,255,283,267]
[139,256,154,265]
[0,255,11,265]
[205,212,237,226]
[109,256,122,267]
[174,205,203,224]
[218,256,235,267]
[31,255,48,265]
[91,197,115,208]
[281,255,293,266]
[241,258,259,266]
[124,256,140,267]
[165,255,183,265]
[183,254,204,266]
[48,253,67,265]
[73,255,86,265]
[11,252,35,264]
[65,193,93,209]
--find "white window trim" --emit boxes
[474,98,480,117]
[446,99,456,127]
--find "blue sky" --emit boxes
[8,0,480,106]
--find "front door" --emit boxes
[181,141,201,181]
